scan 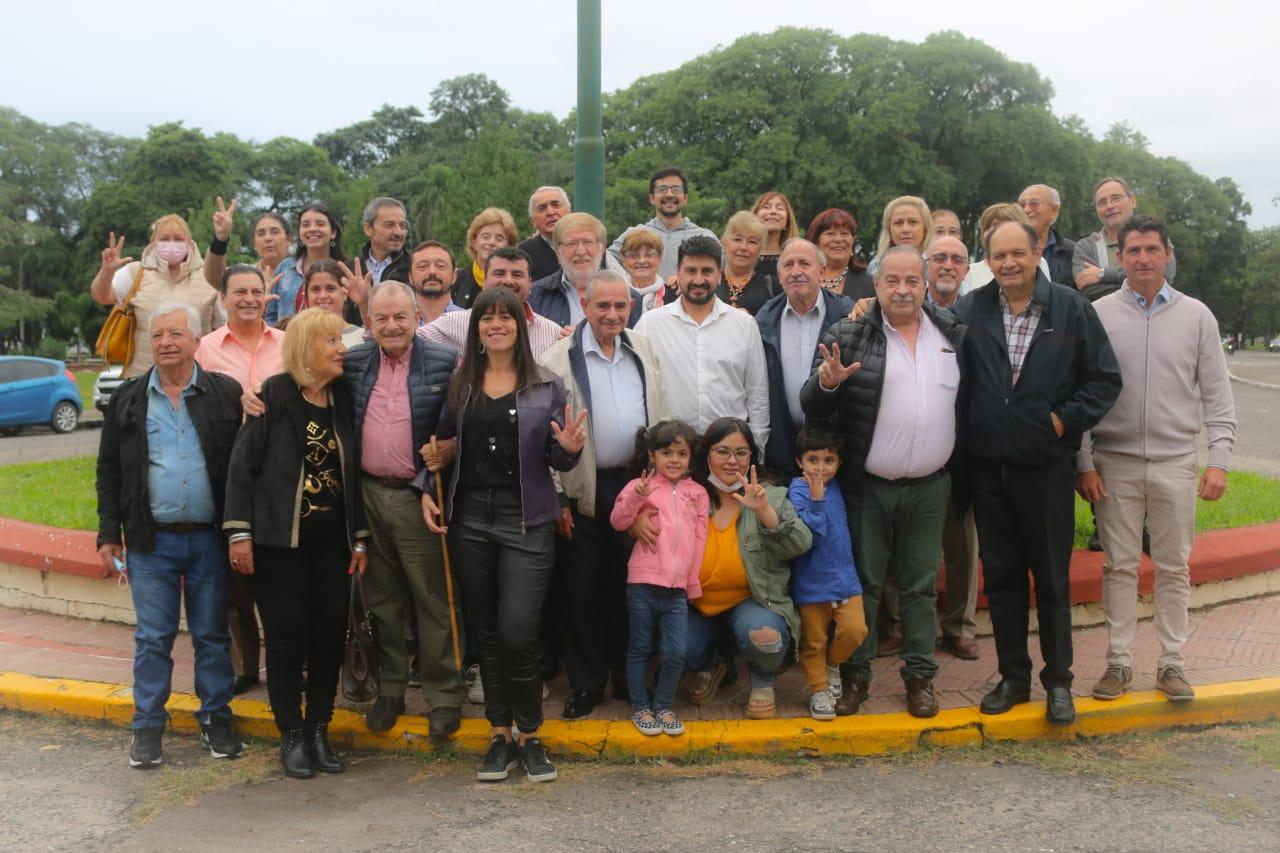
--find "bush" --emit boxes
[35,336,66,360]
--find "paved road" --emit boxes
[2,712,1276,851]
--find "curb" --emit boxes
[3,671,1278,759]
[1228,370,1280,391]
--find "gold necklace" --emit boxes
[820,267,848,289]
[723,271,752,304]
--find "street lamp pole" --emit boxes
[18,231,37,349]
[574,0,605,219]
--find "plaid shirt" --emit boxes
[999,288,1042,385]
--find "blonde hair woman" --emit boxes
[453,208,520,308]
[870,196,933,275]
[751,191,799,282]
[716,211,776,315]
[90,214,220,378]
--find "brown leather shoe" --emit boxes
[834,672,870,716]
[874,635,902,658]
[941,636,980,660]
[905,676,939,718]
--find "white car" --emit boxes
[1269,337,1280,353]
[93,366,124,412]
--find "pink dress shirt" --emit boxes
[360,347,416,480]
[194,323,284,391]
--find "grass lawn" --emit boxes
[2,456,1279,546]
[73,370,97,408]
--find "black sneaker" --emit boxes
[129,727,164,769]
[477,735,521,782]
[200,716,244,759]
[520,736,558,783]
[366,695,405,732]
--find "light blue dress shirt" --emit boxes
[1132,281,1172,316]
[780,295,827,426]
[558,275,588,326]
[582,324,647,469]
[146,367,215,524]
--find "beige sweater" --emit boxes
[1078,283,1236,470]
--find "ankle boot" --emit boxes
[306,723,345,774]
[280,728,314,779]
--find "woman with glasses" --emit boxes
[682,418,811,719]
[620,229,673,312]
[453,208,519,309]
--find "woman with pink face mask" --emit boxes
[91,214,220,378]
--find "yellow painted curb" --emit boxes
[3,671,1278,759]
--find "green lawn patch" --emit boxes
[73,370,97,408]
[0,457,98,531]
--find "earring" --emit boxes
[478,341,486,354]
[329,239,336,248]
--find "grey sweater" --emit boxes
[1078,284,1236,471]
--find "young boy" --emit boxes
[786,427,867,720]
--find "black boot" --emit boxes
[280,728,314,779]
[306,723,345,774]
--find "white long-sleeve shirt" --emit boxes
[634,296,770,450]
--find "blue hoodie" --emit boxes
[786,477,860,604]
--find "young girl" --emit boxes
[610,421,708,737]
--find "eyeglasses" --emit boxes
[623,249,660,260]
[710,446,752,461]
[1095,193,1130,209]
[1019,199,1044,209]
[559,238,598,250]
[653,184,686,196]
[927,253,970,266]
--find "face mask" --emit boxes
[707,473,744,493]
[154,240,188,265]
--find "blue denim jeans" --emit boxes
[626,583,688,711]
[686,598,790,689]
[126,528,234,730]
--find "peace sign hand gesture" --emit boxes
[100,232,133,274]
[338,257,373,308]
[730,466,770,514]
[212,196,237,242]
[634,468,654,497]
[550,404,588,455]
[817,343,861,390]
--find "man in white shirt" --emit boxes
[634,235,770,450]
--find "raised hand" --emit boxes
[848,297,874,321]
[817,342,861,390]
[550,404,588,455]
[100,232,134,273]
[213,196,237,242]
[263,272,283,303]
[730,465,769,513]
[338,257,373,308]
[634,469,654,497]
[804,470,826,501]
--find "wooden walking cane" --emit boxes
[430,437,464,673]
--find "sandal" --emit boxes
[684,654,727,705]
[745,687,776,719]
[631,708,661,736]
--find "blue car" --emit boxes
[0,356,82,435]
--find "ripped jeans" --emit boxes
[686,599,790,689]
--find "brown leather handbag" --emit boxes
[341,571,379,702]
[94,265,144,369]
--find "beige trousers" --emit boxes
[1092,450,1198,670]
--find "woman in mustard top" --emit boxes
[683,418,811,719]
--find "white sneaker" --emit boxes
[542,682,550,701]
[466,664,484,705]
[810,690,836,721]
[826,664,843,699]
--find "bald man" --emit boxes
[1018,184,1075,286]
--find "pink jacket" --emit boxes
[610,477,709,598]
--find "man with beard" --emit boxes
[609,168,718,280]
[405,241,463,325]
[634,234,769,449]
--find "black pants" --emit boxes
[251,524,350,732]
[448,488,555,732]
[970,458,1076,691]
[562,468,630,694]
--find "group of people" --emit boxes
[94,167,1237,784]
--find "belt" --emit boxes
[154,522,215,533]
[865,468,946,487]
[365,474,414,489]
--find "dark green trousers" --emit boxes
[848,472,949,681]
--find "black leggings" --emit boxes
[448,488,554,733]
[251,525,351,732]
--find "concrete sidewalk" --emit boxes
[3,595,1279,756]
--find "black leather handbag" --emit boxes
[341,572,379,703]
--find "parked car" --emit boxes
[0,356,82,435]
[1269,336,1280,353]
[93,366,123,412]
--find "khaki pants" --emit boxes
[1092,450,1198,670]
[940,501,979,640]
[798,598,868,693]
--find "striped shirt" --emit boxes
[416,302,566,359]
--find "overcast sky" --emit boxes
[6,0,1276,228]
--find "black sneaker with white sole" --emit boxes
[476,735,522,782]
[199,716,245,759]
[129,727,164,769]
[520,737,558,783]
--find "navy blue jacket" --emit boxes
[787,477,861,604]
[343,335,458,475]
[528,272,644,330]
[756,289,853,476]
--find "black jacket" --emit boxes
[801,301,968,503]
[517,235,560,282]
[356,242,411,285]
[223,373,370,549]
[344,335,458,473]
[1044,227,1077,287]
[528,272,644,329]
[756,288,853,476]
[96,366,243,552]
[452,264,482,309]
[952,272,1121,468]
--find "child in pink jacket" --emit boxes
[610,421,708,737]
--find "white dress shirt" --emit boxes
[634,296,770,449]
[581,324,647,468]
[779,296,826,427]
[863,311,959,480]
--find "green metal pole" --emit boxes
[574,0,605,219]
